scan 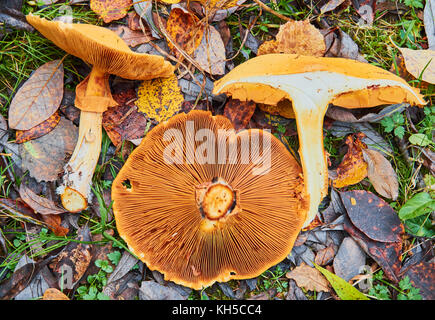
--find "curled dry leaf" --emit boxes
[135,74,183,123]
[20,117,78,182]
[362,148,399,200]
[90,0,132,23]
[19,183,66,215]
[8,59,63,130]
[397,47,435,84]
[332,133,368,188]
[257,20,326,57]
[193,24,226,75]
[15,111,60,144]
[166,7,204,60]
[286,262,330,292]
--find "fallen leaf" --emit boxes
[193,24,226,75]
[103,271,141,300]
[42,288,70,300]
[424,0,435,50]
[326,103,406,123]
[320,0,348,14]
[15,111,61,144]
[133,0,160,39]
[166,7,204,59]
[286,263,330,292]
[8,59,63,130]
[258,19,325,57]
[19,183,65,215]
[223,99,256,130]
[403,261,435,300]
[340,190,404,243]
[324,29,365,62]
[362,148,399,200]
[20,117,78,182]
[90,0,132,23]
[313,263,369,300]
[40,214,69,236]
[332,133,368,188]
[135,74,183,123]
[112,25,153,47]
[314,244,337,266]
[408,133,432,147]
[139,281,185,300]
[397,47,435,84]
[0,114,8,145]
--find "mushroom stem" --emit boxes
[60,68,107,212]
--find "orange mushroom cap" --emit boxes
[112,110,308,289]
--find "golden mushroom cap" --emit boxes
[112,110,308,289]
[26,14,174,80]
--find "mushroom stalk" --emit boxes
[60,67,107,212]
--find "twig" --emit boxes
[251,0,291,22]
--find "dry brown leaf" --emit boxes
[286,263,330,292]
[362,148,399,200]
[8,60,63,130]
[193,25,226,75]
[41,214,69,236]
[257,20,325,57]
[19,184,66,215]
[166,7,204,60]
[397,47,435,84]
[332,133,368,188]
[112,25,153,47]
[320,0,348,14]
[42,288,70,300]
[90,0,132,23]
[223,99,256,130]
[15,111,60,144]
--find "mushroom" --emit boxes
[111,110,308,289]
[213,54,426,227]
[26,14,174,212]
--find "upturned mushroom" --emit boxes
[112,110,308,289]
[26,14,174,212]
[213,54,426,227]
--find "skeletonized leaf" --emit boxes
[285,263,330,292]
[313,263,369,300]
[8,60,63,130]
[19,183,66,215]
[90,0,132,23]
[135,74,183,123]
[15,111,61,144]
[397,47,435,84]
[362,148,398,200]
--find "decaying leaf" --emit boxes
[19,183,65,216]
[41,214,69,236]
[332,133,368,188]
[362,148,399,200]
[286,263,330,292]
[112,25,153,47]
[20,117,78,182]
[403,261,435,300]
[8,59,63,130]
[223,99,256,130]
[90,0,132,23]
[193,24,226,75]
[166,7,204,59]
[15,111,60,144]
[42,288,70,300]
[340,190,404,243]
[320,0,348,14]
[397,47,435,84]
[258,20,325,57]
[326,103,406,123]
[135,74,183,123]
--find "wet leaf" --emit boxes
[90,0,132,23]
[20,117,78,182]
[313,263,369,300]
[193,24,226,75]
[398,192,435,220]
[258,20,325,57]
[135,74,183,123]
[343,215,402,283]
[340,190,404,243]
[223,99,256,131]
[19,183,65,215]
[403,261,435,300]
[8,60,63,130]
[362,148,399,200]
[286,263,330,292]
[166,8,204,59]
[15,111,60,144]
[397,47,435,84]
[332,133,368,188]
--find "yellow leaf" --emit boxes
[397,47,435,84]
[135,74,184,123]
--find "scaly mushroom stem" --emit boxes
[61,67,108,212]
